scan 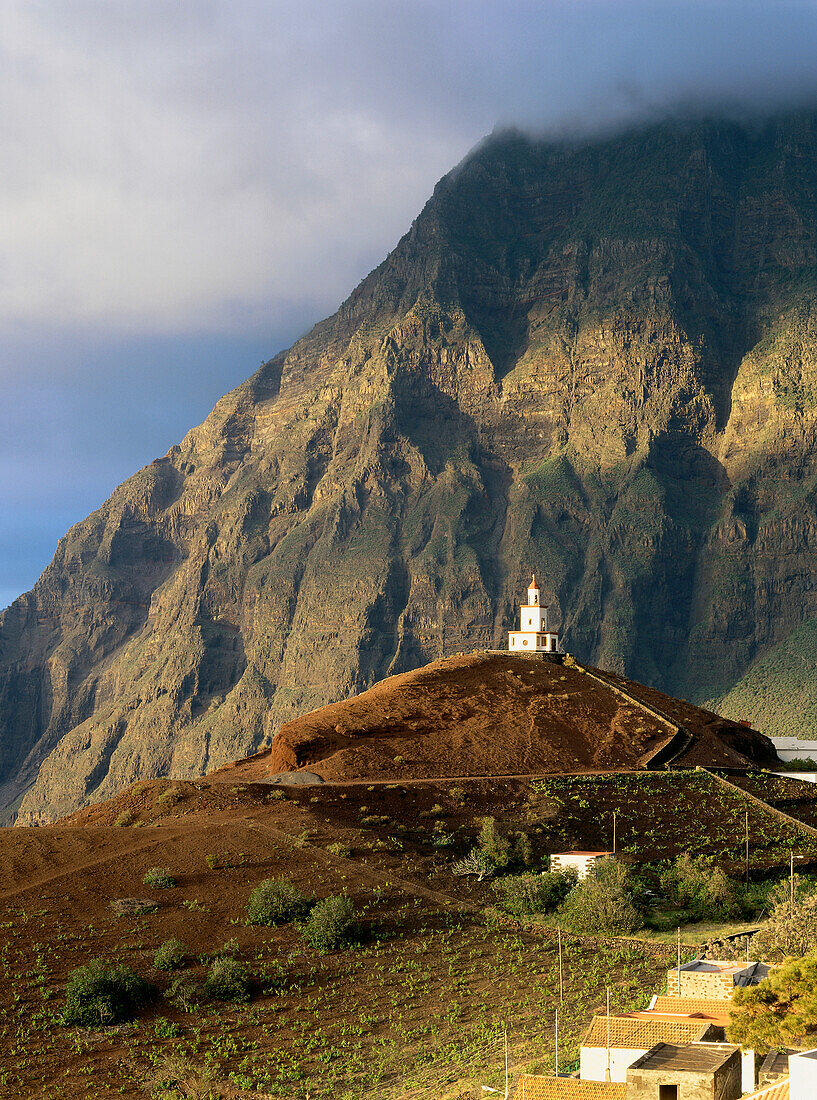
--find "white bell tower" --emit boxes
[508,574,561,654]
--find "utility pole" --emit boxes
[676,926,681,996]
[558,926,563,1004]
[791,850,795,906]
[605,987,611,1082]
[504,1028,509,1100]
[745,810,750,888]
[555,1009,559,1078]
[612,812,617,856]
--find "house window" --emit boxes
[528,618,532,625]
[522,639,528,646]
[659,1087,678,1100]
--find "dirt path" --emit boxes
[0,810,474,916]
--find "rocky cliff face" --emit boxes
[6,112,817,822]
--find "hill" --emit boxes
[5,111,817,820]
[214,652,778,785]
[5,764,817,1097]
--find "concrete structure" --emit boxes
[509,575,561,654]
[626,1042,741,1100]
[550,851,610,880]
[512,1076,625,1100]
[772,770,817,784]
[769,737,817,763]
[665,959,766,999]
[788,1048,817,1099]
[758,1050,793,1087]
[580,1018,715,1084]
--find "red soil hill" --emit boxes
[213,653,778,784]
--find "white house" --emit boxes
[508,575,561,654]
[789,1048,817,1098]
[580,1017,716,1084]
[549,851,610,879]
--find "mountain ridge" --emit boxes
[5,110,817,822]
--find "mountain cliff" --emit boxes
[5,111,817,822]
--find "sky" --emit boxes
[3,0,817,610]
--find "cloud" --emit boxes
[3,1,816,337]
[4,0,817,607]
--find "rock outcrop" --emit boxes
[5,112,817,821]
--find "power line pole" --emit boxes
[745,810,750,887]
[558,926,563,1004]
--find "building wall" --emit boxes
[788,1050,817,1098]
[665,969,736,999]
[550,853,605,879]
[770,737,817,761]
[626,1051,741,1100]
[580,1045,647,1083]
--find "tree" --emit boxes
[751,878,817,963]
[558,858,641,935]
[492,869,577,916]
[659,853,739,920]
[729,951,817,1053]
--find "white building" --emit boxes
[789,1048,817,1098]
[549,851,610,879]
[508,575,561,654]
[580,1017,716,1083]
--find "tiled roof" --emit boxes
[650,996,735,1019]
[512,1076,625,1100]
[582,1016,709,1048]
[742,1080,790,1100]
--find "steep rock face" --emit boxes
[5,113,817,821]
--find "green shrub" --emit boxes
[492,870,577,916]
[326,841,352,858]
[203,958,252,1003]
[143,866,175,889]
[62,960,155,1026]
[153,938,188,971]
[299,895,356,951]
[558,858,642,935]
[660,854,739,920]
[245,878,311,926]
[165,974,206,1011]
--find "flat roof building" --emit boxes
[666,959,768,999]
[626,1042,742,1100]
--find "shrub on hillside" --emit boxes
[62,960,155,1027]
[153,938,188,971]
[453,818,534,879]
[245,877,311,926]
[558,858,642,936]
[299,895,356,951]
[203,958,252,1003]
[492,870,577,917]
[143,866,175,889]
[165,974,206,1012]
[751,878,817,962]
[660,854,739,920]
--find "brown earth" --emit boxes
[211,652,778,786]
[4,763,817,1097]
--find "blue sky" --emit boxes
[4,0,817,609]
